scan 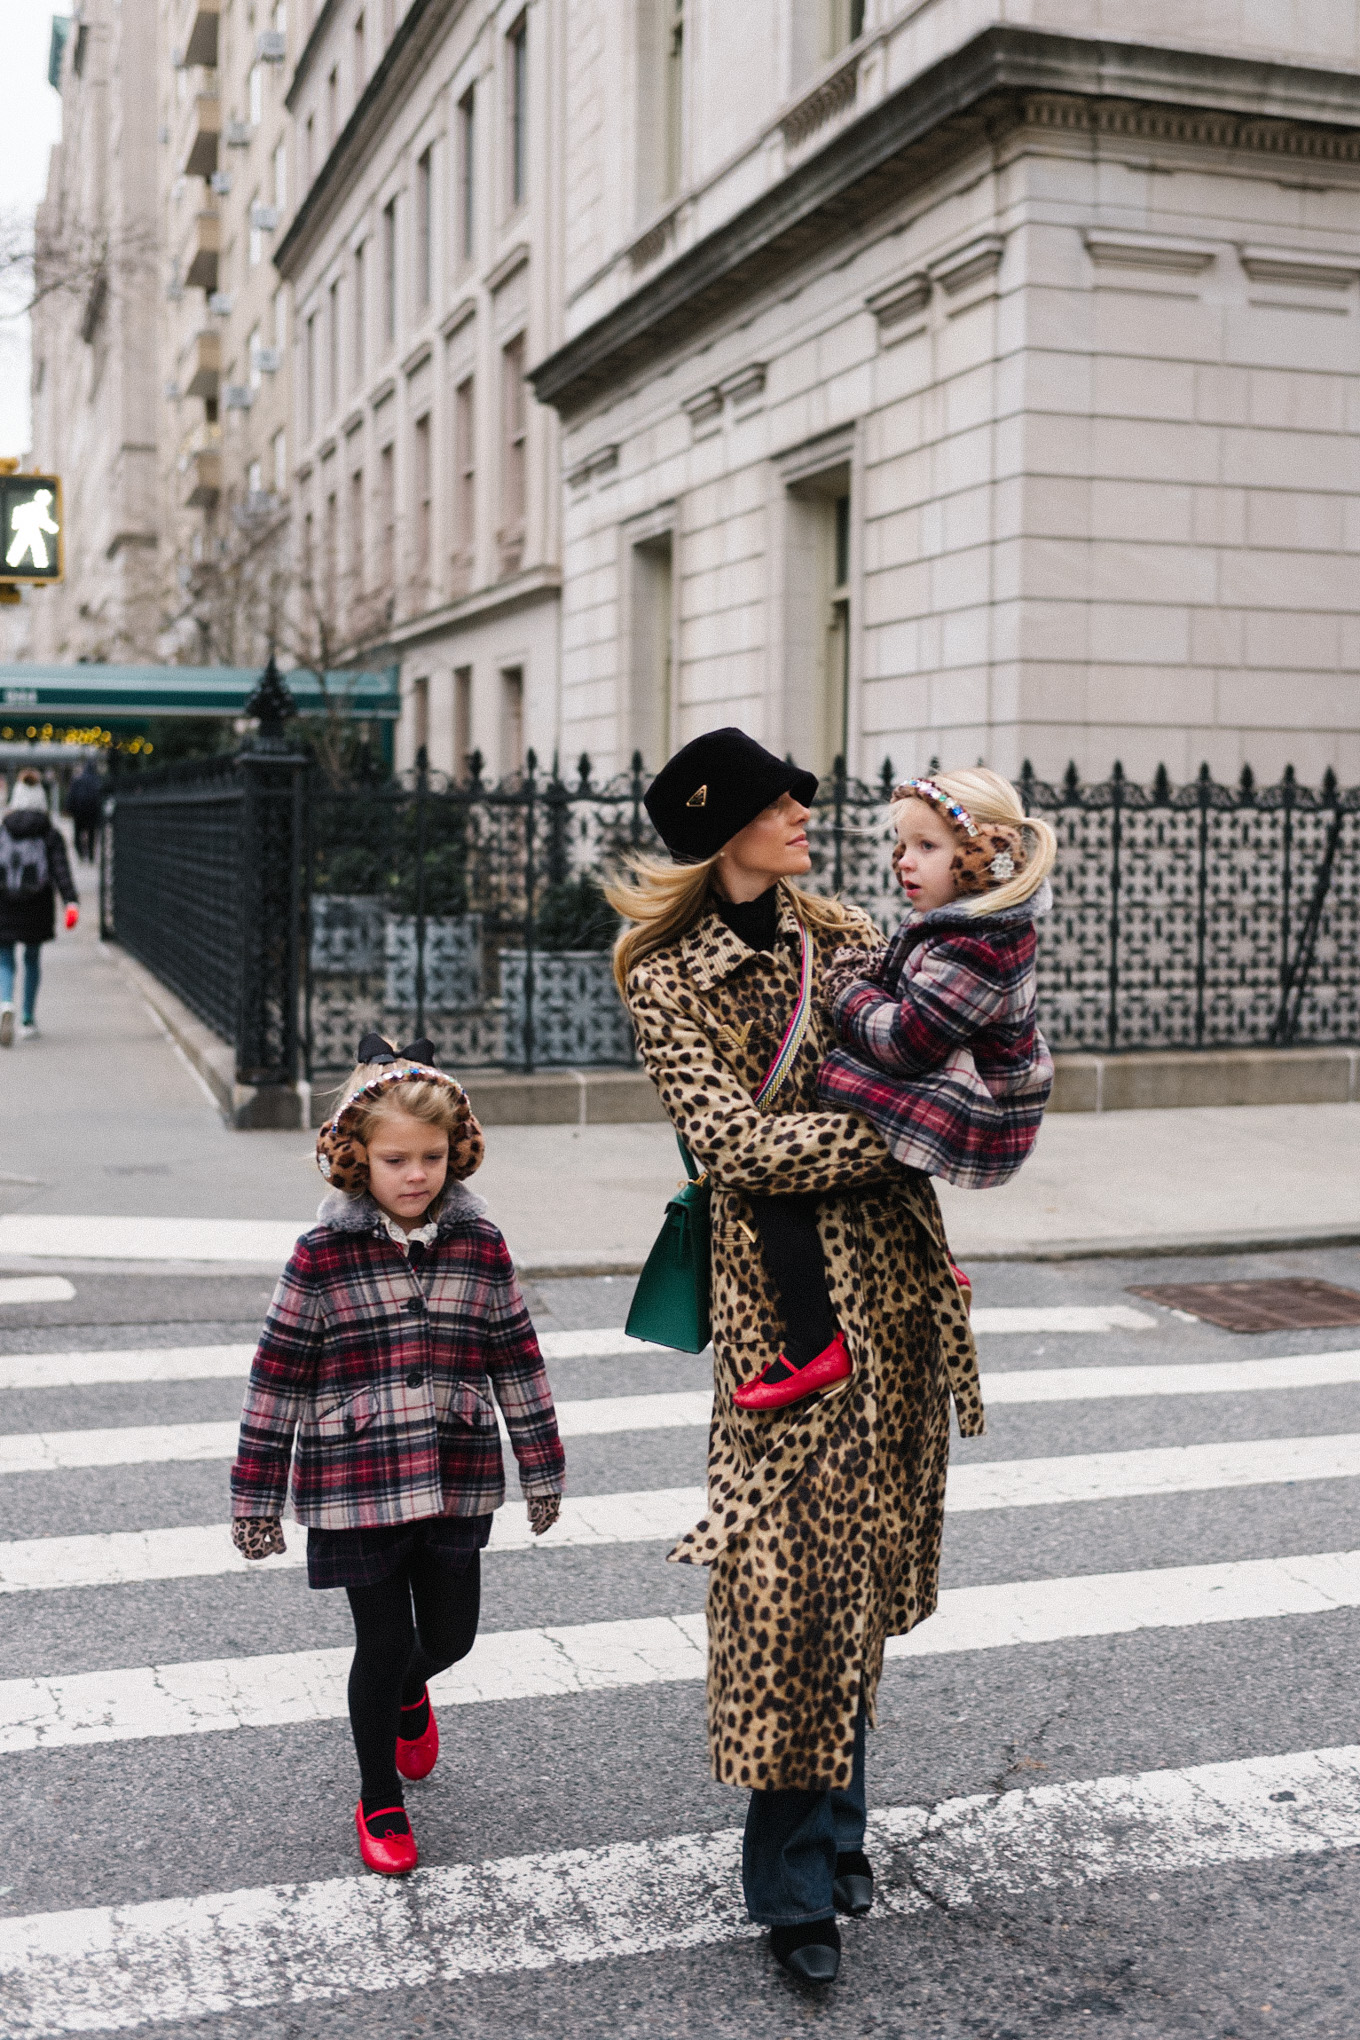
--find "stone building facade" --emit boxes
[533,1,1360,787]
[29,0,162,663]
[275,0,564,778]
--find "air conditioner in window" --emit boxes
[249,202,279,232]
[208,291,234,316]
[252,345,282,374]
[256,30,287,60]
[210,170,233,194]
[224,384,253,410]
[226,120,252,147]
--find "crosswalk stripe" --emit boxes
[6,1431,1360,1593]
[2,1546,1357,1755]
[0,1214,307,1264]
[0,1309,1158,1393]
[2,1737,1356,2032]
[0,1278,76,1306]
[983,1348,1360,1403]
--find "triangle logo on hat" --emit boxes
[686,784,708,808]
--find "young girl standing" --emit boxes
[230,1035,565,1875]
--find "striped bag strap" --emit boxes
[752,924,813,1108]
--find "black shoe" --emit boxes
[769,1918,841,1983]
[833,1849,874,1917]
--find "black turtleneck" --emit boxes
[713,883,779,953]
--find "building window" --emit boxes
[827,0,866,54]
[273,138,287,211]
[327,66,340,147]
[411,675,431,761]
[304,114,314,186]
[273,427,287,493]
[378,440,395,592]
[453,371,475,589]
[353,10,366,93]
[412,411,432,589]
[383,0,396,40]
[499,332,525,575]
[416,146,433,308]
[638,0,684,214]
[273,286,286,352]
[248,458,263,498]
[507,14,527,211]
[250,62,263,126]
[382,198,397,346]
[352,241,365,382]
[349,464,365,607]
[629,530,674,769]
[305,310,317,436]
[248,322,262,390]
[500,664,524,775]
[454,665,472,778]
[457,85,475,263]
[328,277,341,415]
[323,484,338,621]
[783,461,853,774]
[665,0,683,199]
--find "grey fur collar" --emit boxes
[905,877,1053,938]
[315,1182,487,1235]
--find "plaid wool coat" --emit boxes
[230,1185,565,1530]
[817,883,1054,1189]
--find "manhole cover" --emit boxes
[1128,1279,1360,1334]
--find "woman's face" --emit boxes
[715,792,813,899]
[893,797,960,913]
[363,1107,449,1228]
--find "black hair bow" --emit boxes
[357,1032,437,1066]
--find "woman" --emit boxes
[0,770,78,1046]
[609,727,982,1986]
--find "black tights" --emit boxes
[345,1550,481,1808]
[747,1193,838,1368]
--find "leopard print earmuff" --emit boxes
[891,778,1030,898]
[316,1064,486,1194]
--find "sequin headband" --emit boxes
[894,778,979,838]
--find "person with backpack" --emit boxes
[66,761,103,863]
[0,770,79,1045]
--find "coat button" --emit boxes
[405,1296,425,1315]
[406,1368,424,1388]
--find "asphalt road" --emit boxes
[4,1246,1360,2039]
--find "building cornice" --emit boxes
[381,564,562,650]
[530,24,1360,419]
[277,0,468,282]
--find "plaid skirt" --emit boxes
[306,1511,493,1590]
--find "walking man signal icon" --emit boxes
[0,475,64,583]
[6,489,59,571]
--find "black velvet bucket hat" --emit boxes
[643,727,819,862]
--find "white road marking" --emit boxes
[983,1348,1360,1403]
[3,1740,1359,2032]
[0,1279,75,1306]
[0,1345,256,1391]
[4,1426,1358,1564]
[0,1421,239,1475]
[0,1214,307,1264]
[970,1304,1156,1333]
[3,1546,1359,1754]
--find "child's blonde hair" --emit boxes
[891,767,1057,917]
[332,1052,467,1147]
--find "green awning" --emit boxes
[0,665,400,720]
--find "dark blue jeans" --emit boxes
[741,1705,867,1925]
[0,944,41,1024]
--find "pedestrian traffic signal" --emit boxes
[0,475,64,583]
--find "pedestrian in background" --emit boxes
[0,768,79,1046]
[609,728,980,1988]
[66,761,103,864]
[229,1035,566,1877]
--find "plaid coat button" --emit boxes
[406,1368,425,1388]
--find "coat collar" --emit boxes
[678,883,802,993]
[900,877,1053,940]
[315,1182,487,1238]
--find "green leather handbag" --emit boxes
[624,1137,712,1353]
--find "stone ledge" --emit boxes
[1050,1046,1360,1114]
[105,943,306,1130]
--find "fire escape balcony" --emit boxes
[185,330,222,399]
[184,92,221,179]
[183,0,220,67]
[182,424,223,509]
[184,211,221,292]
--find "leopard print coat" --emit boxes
[625,885,983,1794]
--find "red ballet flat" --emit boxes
[395,1690,440,1781]
[733,1331,852,1411]
[355,1802,418,1876]
[950,1261,973,1312]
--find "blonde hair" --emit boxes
[605,856,863,991]
[892,767,1057,917]
[332,1053,466,1146]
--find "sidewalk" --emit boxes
[1,913,1356,1272]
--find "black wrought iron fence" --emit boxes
[102,746,1360,1109]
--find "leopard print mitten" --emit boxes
[821,942,888,1010]
[232,1516,287,1561]
[527,1494,562,1538]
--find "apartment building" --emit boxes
[276,0,563,778]
[534,1,1360,786]
[159,0,295,661]
[29,0,161,662]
